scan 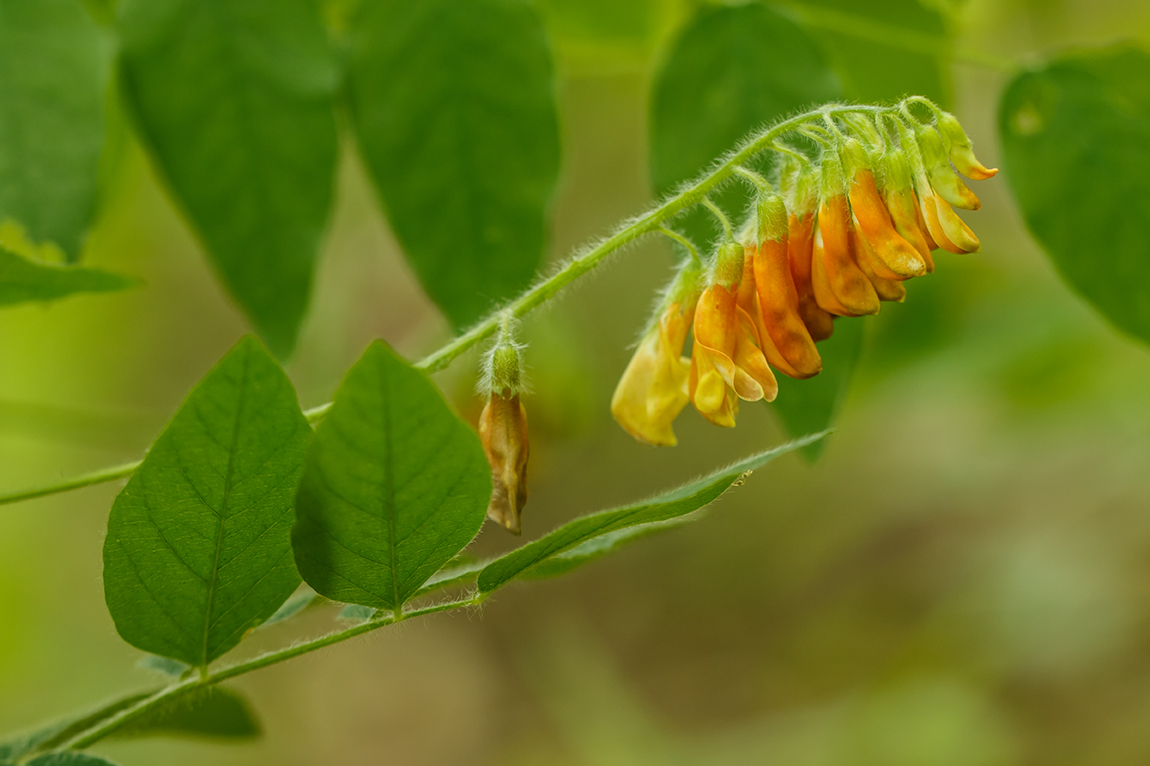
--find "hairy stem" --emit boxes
[58,595,481,752]
[0,102,896,510]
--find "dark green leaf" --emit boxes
[347,0,561,329]
[117,0,339,358]
[477,434,824,592]
[25,754,120,766]
[0,246,136,305]
[0,692,148,761]
[772,316,865,460]
[1000,45,1150,346]
[112,687,259,740]
[651,3,841,252]
[104,337,311,667]
[784,0,951,106]
[0,0,109,259]
[522,516,693,580]
[292,341,491,611]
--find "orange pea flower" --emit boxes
[611,296,696,447]
[689,243,777,428]
[842,138,928,279]
[815,188,879,317]
[914,122,982,211]
[744,193,822,379]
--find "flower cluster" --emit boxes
[612,102,997,445]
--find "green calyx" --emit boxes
[711,240,745,288]
[756,192,788,243]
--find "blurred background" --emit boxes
[4,0,1150,764]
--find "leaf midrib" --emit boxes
[382,361,400,609]
[200,346,251,666]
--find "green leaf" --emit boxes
[347,0,561,330]
[0,246,136,306]
[784,0,951,106]
[103,336,312,667]
[522,516,693,580]
[1000,45,1150,346]
[117,0,339,358]
[111,687,259,740]
[772,316,865,460]
[477,434,824,593]
[292,341,492,611]
[650,3,841,251]
[0,692,148,761]
[25,754,120,766]
[0,0,110,260]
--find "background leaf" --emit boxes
[650,2,841,252]
[0,0,109,260]
[477,434,824,593]
[0,246,135,305]
[25,754,120,766]
[117,0,339,358]
[347,0,561,330]
[0,693,147,762]
[783,0,951,105]
[111,687,259,740]
[772,316,866,460]
[1000,45,1150,346]
[292,341,491,611]
[103,337,311,667]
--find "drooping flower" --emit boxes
[935,111,999,181]
[689,241,777,428]
[611,262,702,446]
[478,325,530,534]
[879,147,936,273]
[744,190,822,379]
[913,121,982,211]
[812,154,880,317]
[780,157,835,341]
[479,390,529,535]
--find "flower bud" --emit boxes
[816,155,879,316]
[478,321,529,533]
[936,111,998,181]
[479,391,528,534]
[913,122,981,211]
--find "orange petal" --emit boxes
[812,226,853,317]
[693,285,739,358]
[918,190,962,254]
[787,213,834,341]
[884,185,935,274]
[819,196,880,316]
[849,169,927,278]
[732,308,778,402]
[688,347,737,428]
[852,226,907,303]
[933,196,981,253]
[754,238,821,378]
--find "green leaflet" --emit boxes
[0,246,136,305]
[25,755,119,766]
[103,337,311,667]
[292,341,491,611]
[1000,46,1150,347]
[0,693,146,761]
[650,3,840,250]
[0,687,259,759]
[117,0,339,358]
[772,317,866,460]
[347,0,561,330]
[783,0,951,106]
[0,0,109,260]
[477,434,824,592]
[112,687,259,740]
[521,516,694,580]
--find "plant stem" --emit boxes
[58,595,481,752]
[0,103,897,510]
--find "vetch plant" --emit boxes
[0,95,990,765]
[2,1,1150,763]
